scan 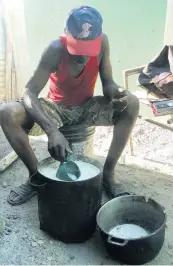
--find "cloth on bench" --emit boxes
[138,46,173,98]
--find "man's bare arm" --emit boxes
[99,34,124,100]
[22,39,62,136]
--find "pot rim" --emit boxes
[96,195,166,241]
[37,170,102,184]
[37,156,103,184]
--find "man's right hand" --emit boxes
[48,131,72,162]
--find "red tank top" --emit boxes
[47,36,99,106]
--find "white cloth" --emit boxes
[164,0,173,45]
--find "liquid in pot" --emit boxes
[39,160,100,181]
[109,224,149,239]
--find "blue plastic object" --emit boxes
[56,154,81,181]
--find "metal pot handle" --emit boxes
[108,235,128,246]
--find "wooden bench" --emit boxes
[123,66,173,156]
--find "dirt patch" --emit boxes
[94,118,173,166]
[0,119,173,264]
[0,137,173,264]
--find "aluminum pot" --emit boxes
[97,195,166,265]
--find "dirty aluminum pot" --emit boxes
[97,195,166,265]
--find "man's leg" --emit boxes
[103,94,139,197]
[0,102,37,205]
[83,93,139,198]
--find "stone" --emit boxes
[6,228,12,233]
[22,234,28,239]
[47,256,52,262]
[37,240,44,245]
[31,242,38,247]
[5,232,10,235]
[13,214,19,220]
[2,181,8,188]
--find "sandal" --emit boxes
[7,181,37,206]
[103,182,130,199]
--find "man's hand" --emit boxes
[110,87,128,112]
[48,131,72,162]
[104,84,128,112]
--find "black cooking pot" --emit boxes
[30,155,103,243]
[97,195,166,265]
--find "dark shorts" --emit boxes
[29,96,123,136]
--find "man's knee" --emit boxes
[128,94,139,117]
[0,104,13,126]
[0,103,24,126]
[121,94,139,122]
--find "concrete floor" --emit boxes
[0,132,173,264]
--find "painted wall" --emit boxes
[23,0,167,101]
[0,10,5,100]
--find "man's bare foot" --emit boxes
[103,168,130,199]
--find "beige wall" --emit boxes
[0,7,5,100]
[1,0,30,99]
[164,0,173,45]
[9,0,30,98]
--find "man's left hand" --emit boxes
[109,87,128,112]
